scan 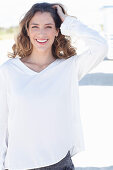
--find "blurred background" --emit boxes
[0,0,113,169]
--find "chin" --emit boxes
[33,44,52,51]
[34,46,50,52]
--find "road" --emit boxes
[72,59,113,169]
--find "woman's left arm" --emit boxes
[60,15,108,81]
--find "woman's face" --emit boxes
[27,12,59,52]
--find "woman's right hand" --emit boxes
[52,5,67,22]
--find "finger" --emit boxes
[52,5,59,8]
[52,5,61,11]
[52,5,57,9]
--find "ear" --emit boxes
[56,29,59,37]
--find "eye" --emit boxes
[32,26,39,28]
[46,26,52,28]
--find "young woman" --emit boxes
[0,2,108,170]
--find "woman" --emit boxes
[0,2,108,170]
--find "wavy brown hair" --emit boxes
[8,2,77,59]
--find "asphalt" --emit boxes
[75,166,113,170]
[73,59,113,170]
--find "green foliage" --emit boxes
[0,26,19,40]
[100,24,104,31]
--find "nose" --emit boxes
[38,28,46,35]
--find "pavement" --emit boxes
[0,40,113,170]
[75,167,113,170]
[72,59,113,169]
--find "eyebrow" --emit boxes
[30,23,54,25]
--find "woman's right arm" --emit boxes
[0,66,9,170]
[60,16,108,81]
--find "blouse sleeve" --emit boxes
[0,66,9,170]
[60,16,108,81]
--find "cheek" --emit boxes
[29,29,38,36]
[47,30,57,39]
[28,29,57,40]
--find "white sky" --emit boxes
[0,0,113,28]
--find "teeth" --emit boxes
[36,39,48,43]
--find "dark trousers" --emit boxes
[30,151,75,170]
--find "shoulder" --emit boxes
[0,57,17,77]
[0,57,17,70]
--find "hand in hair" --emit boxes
[52,5,67,22]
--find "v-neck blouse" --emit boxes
[0,16,108,170]
[16,57,60,75]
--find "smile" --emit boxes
[36,39,48,43]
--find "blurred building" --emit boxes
[101,6,113,59]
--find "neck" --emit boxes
[27,48,56,65]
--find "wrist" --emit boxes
[61,15,68,22]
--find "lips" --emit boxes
[36,39,48,44]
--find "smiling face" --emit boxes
[27,12,59,53]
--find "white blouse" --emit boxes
[0,16,108,170]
